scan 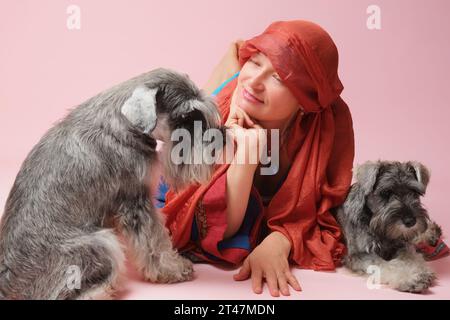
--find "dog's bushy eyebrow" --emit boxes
[405,181,426,195]
[377,183,424,196]
[375,186,391,194]
[371,166,389,191]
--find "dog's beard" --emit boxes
[384,217,428,241]
[370,206,428,241]
[159,139,216,192]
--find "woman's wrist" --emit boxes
[228,159,258,178]
[233,144,259,172]
[264,231,292,257]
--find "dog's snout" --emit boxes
[401,215,417,228]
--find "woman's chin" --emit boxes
[239,106,257,121]
[238,100,264,117]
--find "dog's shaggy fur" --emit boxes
[336,160,442,293]
[0,68,222,299]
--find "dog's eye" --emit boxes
[413,190,424,197]
[379,190,391,199]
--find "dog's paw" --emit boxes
[162,255,194,283]
[395,270,436,293]
[414,221,442,246]
[426,222,442,246]
[143,253,194,284]
[76,284,117,300]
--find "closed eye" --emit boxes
[249,59,260,66]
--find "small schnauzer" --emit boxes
[336,160,442,293]
[0,68,222,299]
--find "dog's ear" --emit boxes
[343,161,381,225]
[176,97,221,127]
[354,161,381,195]
[121,86,158,134]
[342,184,368,225]
[407,161,430,190]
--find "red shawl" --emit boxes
[163,20,355,271]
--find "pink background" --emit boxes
[1,0,449,299]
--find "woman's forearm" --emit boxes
[202,41,242,95]
[223,156,257,239]
[203,67,229,96]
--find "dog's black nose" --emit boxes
[402,216,417,228]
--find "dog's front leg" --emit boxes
[413,219,442,247]
[382,249,436,293]
[118,196,193,283]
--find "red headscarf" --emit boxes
[163,20,355,271]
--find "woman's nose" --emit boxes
[248,73,265,91]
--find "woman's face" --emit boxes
[234,52,301,128]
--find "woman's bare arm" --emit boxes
[203,40,243,95]
[223,108,266,239]
[223,148,258,239]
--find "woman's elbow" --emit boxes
[223,215,241,239]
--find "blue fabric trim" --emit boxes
[211,71,240,96]
[155,176,169,209]
[217,192,261,251]
[191,215,199,242]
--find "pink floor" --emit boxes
[117,259,450,300]
[1,163,449,300]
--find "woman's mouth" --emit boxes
[242,88,264,104]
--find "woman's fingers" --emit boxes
[230,109,244,128]
[229,40,243,60]
[234,39,244,53]
[238,116,244,128]
[234,107,255,128]
[251,268,263,294]
[277,273,290,296]
[285,271,302,291]
[264,270,280,297]
[239,109,255,128]
[226,107,257,129]
[233,258,251,281]
[251,123,263,130]
[227,116,237,125]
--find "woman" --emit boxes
[160,20,355,297]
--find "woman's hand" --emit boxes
[233,231,302,297]
[203,40,244,95]
[225,106,267,167]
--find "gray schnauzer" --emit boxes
[336,160,442,293]
[0,68,222,299]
